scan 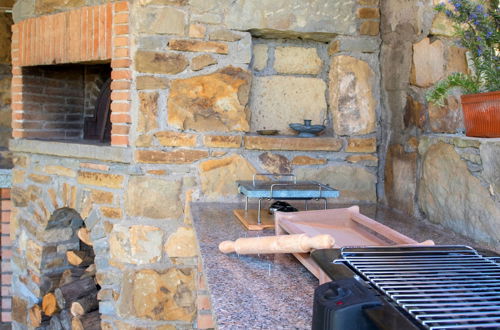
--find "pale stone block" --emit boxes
[274,46,322,75]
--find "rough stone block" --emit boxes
[191,54,217,71]
[77,171,124,189]
[199,154,256,197]
[224,0,357,41]
[259,152,291,174]
[188,24,206,38]
[291,156,327,165]
[296,165,377,202]
[43,165,76,177]
[169,39,228,54]
[328,37,380,54]
[429,95,463,133]
[252,44,268,71]
[410,38,445,88]
[357,7,380,18]
[346,137,377,153]
[273,46,322,75]
[250,76,327,134]
[117,268,196,321]
[126,176,182,219]
[165,227,198,258]
[138,92,158,133]
[135,51,188,74]
[137,7,186,35]
[359,21,379,35]
[135,150,209,164]
[100,207,122,219]
[155,131,197,147]
[168,67,251,132]
[209,29,242,42]
[329,56,376,135]
[136,76,170,90]
[244,136,342,151]
[419,142,500,246]
[384,144,417,215]
[110,225,163,264]
[346,154,378,166]
[203,135,242,148]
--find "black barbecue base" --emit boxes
[311,249,421,330]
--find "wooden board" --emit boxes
[274,206,422,284]
[233,209,275,230]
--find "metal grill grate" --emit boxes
[340,246,500,329]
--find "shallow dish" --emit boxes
[256,130,279,135]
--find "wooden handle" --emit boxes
[219,234,335,254]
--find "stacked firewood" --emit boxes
[29,228,101,330]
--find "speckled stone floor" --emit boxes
[191,202,497,330]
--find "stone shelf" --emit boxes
[9,139,132,164]
[243,135,342,151]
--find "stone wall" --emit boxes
[9,0,383,328]
[380,0,500,249]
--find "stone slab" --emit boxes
[9,139,132,163]
[244,136,342,151]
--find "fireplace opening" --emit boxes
[28,208,101,328]
[16,63,112,144]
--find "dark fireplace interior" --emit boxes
[17,63,111,143]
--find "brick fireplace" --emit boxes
[11,2,131,146]
[8,0,383,328]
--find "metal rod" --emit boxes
[417,311,500,319]
[429,323,500,329]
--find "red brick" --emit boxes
[114,24,129,35]
[111,134,129,146]
[110,102,130,113]
[110,80,131,90]
[92,6,99,59]
[1,274,12,285]
[197,295,211,310]
[12,130,25,138]
[98,5,106,59]
[1,223,9,234]
[1,189,10,199]
[114,1,129,12]
[12,67,22,75]
[111,124,130,135]
[106,3,113,59]
[110,113,131,123]
[114,13,129,24]
[197,314,215,329]
[1,312,11,322]
[113,36,129,47]
[111,70,131,80]
[113,47,129,58]
[1,299,11,310]
[110,91,130,101]
[111,59,131,68]
[1,286,11,296]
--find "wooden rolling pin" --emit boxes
[219,234,335,255]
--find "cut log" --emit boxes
[42,293,60,316]
[66,250,94,267]
[49,313,63,330]
[55,277,97,309]
[29,304,49,327]
[70,290,98,316]
[71,310,101,330]
[77,227,92,246]
[80,264,96,279]
[59,268,86,287]
[59,309,72,330]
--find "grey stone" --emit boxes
[250,76,327,134]
[332,37,381,54]
[224,0,357,41]
[418,142,500,247]
[9,139,132,164]
[480,142,500,196]
[137,7,186,35]
[252,44,268,71]
[329,56,377,136]
[295,165,377,202]
[12,0,34,22]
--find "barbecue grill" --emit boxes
[311,245,500,330]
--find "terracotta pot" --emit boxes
[461,91,500,138]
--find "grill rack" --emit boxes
[338,246,500,330]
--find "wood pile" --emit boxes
[29,228,101,330]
